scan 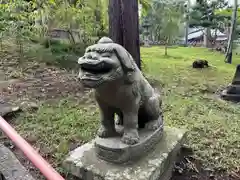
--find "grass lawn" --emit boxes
[13,46,240,175]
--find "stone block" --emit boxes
[0,144,35,180]
[221,64,240,102]
[63,127,186,180]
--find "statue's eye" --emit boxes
[86,54,92,59]
[101,53,111,58]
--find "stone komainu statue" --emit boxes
[78,37,163,145]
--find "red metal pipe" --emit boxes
[0,116,65,180]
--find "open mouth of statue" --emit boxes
[80,62,112,74]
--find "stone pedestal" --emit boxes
[63,127,186,180]
[221,64,240,102]
[95,123,163,164]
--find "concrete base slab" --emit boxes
[0,144,35,180]
[221,89,240,102]
[63,127,186,180]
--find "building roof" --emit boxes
[182,27,228,40]
[188,30,203,39]
[188,27,204,34]
[216,36,228,41]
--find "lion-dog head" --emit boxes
[77,37,137,88]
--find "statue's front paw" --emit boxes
[115,117,123,126]
[97,126,118,138]
[121,129,139,145]
[145,117,163,130]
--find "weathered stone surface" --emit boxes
[63,127,186,180]
[0,101,38,118]
[221,64,240,102]
[0,144,35,180]
[0,102,20,118]
[19,101,38,112]
[95,122,163,164]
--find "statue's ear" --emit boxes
[114,46,135,72]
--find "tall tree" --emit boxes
[141,0,184,52]
[108,0,141,69]
[184,0,190,47]
[189,0,228,48]
[225,0,238,64]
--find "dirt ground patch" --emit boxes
[0,66,84,103]
[171,147,240,180]
[0,57,86,179]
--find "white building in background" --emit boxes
[229,0,240,6]
[190,0,240,6]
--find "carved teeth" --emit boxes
[80,61,111,74]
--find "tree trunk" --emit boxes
[164,45,168,56]
[67,30,75,45]
[184,22,189,47]
[225,0,238,64]
[184,0,190,47]
[164,38,168,56]
[203,28,211,48]
[213,29,218,48]
[0,38,2,51]
[95,0,105,40]
[108,0,141,69]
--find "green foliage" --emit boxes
[139,0,151,16]
[159,4,183,42]
[189,0,228,31]
[142,0,185,54]
[0,0,150,69]
[216,8,240,32]
[0,0,110,65]
[0,1,36,62]
[24,39,87,69]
